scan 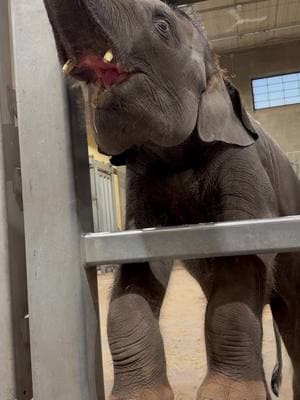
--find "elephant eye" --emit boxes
[154,19,171,38]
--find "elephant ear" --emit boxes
[197,75,259,146]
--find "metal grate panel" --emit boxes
[90,159,117,232]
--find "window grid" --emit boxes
[252,72,300,110]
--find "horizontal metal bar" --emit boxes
[82,216,300,266]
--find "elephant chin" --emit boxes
[96,133,135,156]
[87,80,200,157]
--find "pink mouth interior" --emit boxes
[78,54,130,89]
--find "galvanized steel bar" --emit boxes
[0,92,17,400]
[67,84,106,400]
[83,216,300,266]
[0,1,32,398]
[9,0,103,399]
[0,5,16,398]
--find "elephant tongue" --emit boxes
[102,69,130,89]
[78,54,130,88]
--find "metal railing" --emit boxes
[82,216,300,266]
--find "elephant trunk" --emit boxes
[43,0,139,65]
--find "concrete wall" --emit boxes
[220,40,300,154]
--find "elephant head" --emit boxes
[44,0,258,155]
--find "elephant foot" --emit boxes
[197,374,266,400]
[110,385,174,400]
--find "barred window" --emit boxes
[252,72,300,110]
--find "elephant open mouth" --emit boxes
[63,50,135,90]
[44,0,211,154]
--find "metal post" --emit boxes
[0,1,32,398]
[0,96,16,400]
[9,0,104,398]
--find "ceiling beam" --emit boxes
[170,0,207,5]
[210,23,300,42]
[171,0,269,11]
[191,0,271,13]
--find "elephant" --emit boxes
[43,0,300,399]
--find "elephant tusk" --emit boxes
[103,49,113,63]
[62,59,75,75]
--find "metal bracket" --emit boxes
[13,166,23,212]
[7,86,17,122]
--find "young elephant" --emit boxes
[44,0,300,399]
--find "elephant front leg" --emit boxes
[197,256,268,400]
[108,261,174,400]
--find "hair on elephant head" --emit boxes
[44,0,259,155]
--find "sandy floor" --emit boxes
[98,265,293,399]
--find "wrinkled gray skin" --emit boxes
[44,1,300,399]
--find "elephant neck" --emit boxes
[110,129,221,175]
[110,147,138,166]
